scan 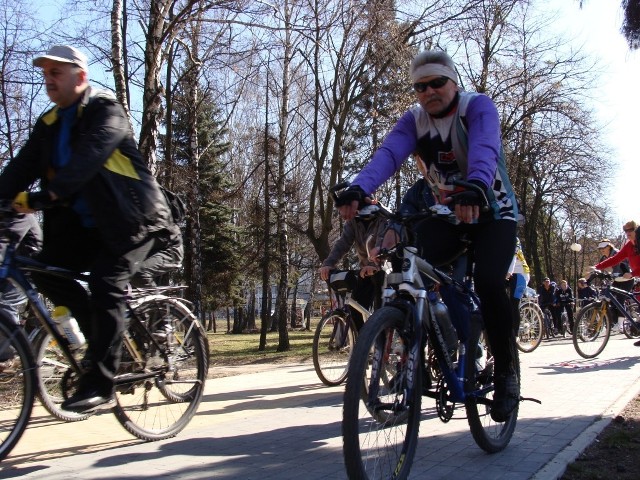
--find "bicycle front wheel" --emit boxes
[33,330,92,422]
[0,313,36,461]
[573,302,612,358]
[465,316,518,453]
[342,306,421,480]
[312,312,355,386]
[516,303,543,353]
[113,296,209,441]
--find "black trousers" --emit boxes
[350,270,384,330]
[416,218,518,375]
[31,208,156,394]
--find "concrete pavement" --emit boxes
[1,332,640,479]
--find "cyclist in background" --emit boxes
[576,277,597,308]
[130,229,183,288]
[0,214,42,324]
[507,237,530,332]
[537,277,558,333]
[596,237,629,278]
[594,222,639,278]
[319,206,386,330]
[554,279,574,334]
[336,50,520,422]
[593,223,640,334]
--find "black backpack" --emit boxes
[160,185,187,225]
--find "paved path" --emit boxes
[1,333,640,479]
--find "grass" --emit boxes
[205,319,319,367]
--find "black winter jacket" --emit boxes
[0,87,174,255]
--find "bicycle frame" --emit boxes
[0,240,84,374]
[381,244,474,405]
[595,282,640,325]
[0,238,173,385]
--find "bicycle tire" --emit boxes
[33,330,93,422]
[516,303,543,353]
[0,312,36,461]
[542,309,556,339]
[312,312,355,386]
[465,316,519,453]
[342,306,421,480]
[561,311,570,338]
[572,301,612,359]
[112,296,208,441]
[622,303,640,339]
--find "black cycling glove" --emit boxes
[450,180,487,207]
[335,185,368,207]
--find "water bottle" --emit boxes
[429,295,458,356]
[52,306,86,349]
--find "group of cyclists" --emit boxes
[536,277,576,335]
[2,41,636,460]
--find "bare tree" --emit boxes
[0,0,49,165]
[453,0,610,283]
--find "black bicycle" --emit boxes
[573,271,640,358]
[313,270,372,386]
[0,205,209,461]
[341,185,522,479]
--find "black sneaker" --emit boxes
[491,373,519,422]
[61,388,115,413]
[634,339,640,347]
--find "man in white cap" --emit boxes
[0,45,180,412]
[336,50,520,422]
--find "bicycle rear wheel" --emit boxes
[33,330,92,422]
[516,303,543,353]
[342,306,421,480]
[572,302,612,359]
[312,312,355,386]
[465,316,518,453]
[0,312,36,461]
[113,296,208,441]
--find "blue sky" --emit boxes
[548,1,640,227]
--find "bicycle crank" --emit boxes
[435,376,455,422]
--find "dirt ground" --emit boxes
[561,393,640,479]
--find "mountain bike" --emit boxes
[573,271,640,358]
[313,270,371,386]
[341,183,524,479]
[516,296,543,353]
[0,205,209,461]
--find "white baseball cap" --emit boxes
[33,45,89,72]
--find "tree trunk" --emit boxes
[259,72,271,352]
[275,0,293,352]
[109,0,131,124]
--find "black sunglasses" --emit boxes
[413,76,449,93]
[624,227,635,232]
